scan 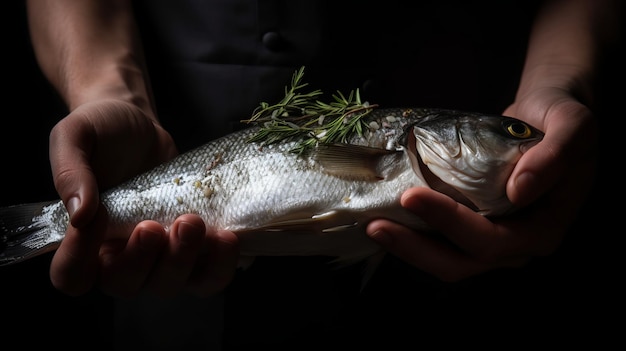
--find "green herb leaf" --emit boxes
[242,66,378,154]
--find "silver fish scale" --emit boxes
[100,109,427,234]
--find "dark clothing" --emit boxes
[132,0,540,151]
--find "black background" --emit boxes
[0,1,623,349]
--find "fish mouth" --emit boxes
[407,132,479,211]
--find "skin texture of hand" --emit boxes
[48,100,240,297]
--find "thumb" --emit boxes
[50,203,109,296]
[506,104,596,207]
[506,139,564,207]
[49,122,100,229]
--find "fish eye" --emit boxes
[505,121,532,138]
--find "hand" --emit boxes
[52,211,240,298]
[48,100,240,297]
[366,87,597,281]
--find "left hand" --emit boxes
[366,87,597,281]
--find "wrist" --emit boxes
[64,56,155,120]
[516,62,594,107]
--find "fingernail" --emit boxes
[66,196,81,219]
[515,172,536,191]
[514,172,537,205]
[368,229,392,246]
[177,221,204,245]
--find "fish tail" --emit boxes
[0,201,63,266]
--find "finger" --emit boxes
[399,188,543,263]
[49,204,108,296]
[98,221,166,298]
[186,229,239,297]
[366,218,493,282]
[49,117,99,228]
[400,187,567,260]
[505,162,593,257]
[507,135,565,208]
[508,101,595,207]
[144,215,206,297]
[400,187,505,255]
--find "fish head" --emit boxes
[410,111,544,216]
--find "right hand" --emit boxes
[48,99,240,298]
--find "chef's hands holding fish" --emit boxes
[366,0,604,281]
[24,0,614,297]
[47,100,241,298]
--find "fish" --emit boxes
[0,108,543,272]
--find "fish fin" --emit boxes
[0,201,61,266]
[327,250,386,291]
[237,255,256,270]
[313,143,398,181]
[245,210,353,233]
[360,251,386,291]
[327,253,368,269]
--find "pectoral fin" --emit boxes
[313,143,399,181]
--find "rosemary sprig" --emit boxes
[242,66,378,154]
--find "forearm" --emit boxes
[516,0,620,106]
[26,0,155,117]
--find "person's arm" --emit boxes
[27,0,239,297]
[28,0,154,114]
[505,0,619,206]
[28,0,160,225]
[366,0,619,280]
